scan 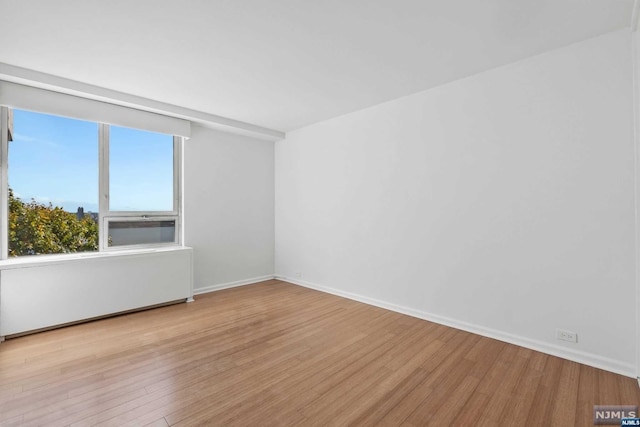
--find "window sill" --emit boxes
[0,246,192,270]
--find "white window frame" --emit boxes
[0,107,9,260]
[99,124,182,251]
[0,106,183,259]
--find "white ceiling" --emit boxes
[0,0,634,133]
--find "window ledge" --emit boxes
[0,246,192,270]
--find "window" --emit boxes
[7,110,99,256]
[0,106,182,257]
[101,124,180,250]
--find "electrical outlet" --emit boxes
[556,329,578,343]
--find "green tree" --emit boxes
[8,188,98,256]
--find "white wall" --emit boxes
[634,27,640,377]
[184,125,274,292]
[275,29,636,376]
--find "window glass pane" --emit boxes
[109,126,173,211]
[8,109,99,256]
[108,220,176,247]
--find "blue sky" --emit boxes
[10,109,174,213]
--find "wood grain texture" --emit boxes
[0,279,638,426]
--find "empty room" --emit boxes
[1,0,640,425]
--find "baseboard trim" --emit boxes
[194,275,276,295]
[277,275,636,378]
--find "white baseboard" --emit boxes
[277,275,636,379]
[193,274,276,295]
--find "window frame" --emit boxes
[0,106,183,259]
[99,124,182,252]
[0,107,9,260]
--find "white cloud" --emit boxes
[12,133,59,148]
[33,196,64,206]
[12,133,36,142]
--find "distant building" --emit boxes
[76,207,99,223]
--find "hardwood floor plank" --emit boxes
[0,415,23,427]
[143,418,169,427]
[378,331,480,425]
[349,367,431,426]
[474,346,532,424]
[497,350,547,423]
[449,389,492,425]
[575,363,599,425]
[523,354,564,426]
[549,360,580,425]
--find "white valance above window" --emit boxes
[0,80,191,138]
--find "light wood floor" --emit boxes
[0,280,638,426]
